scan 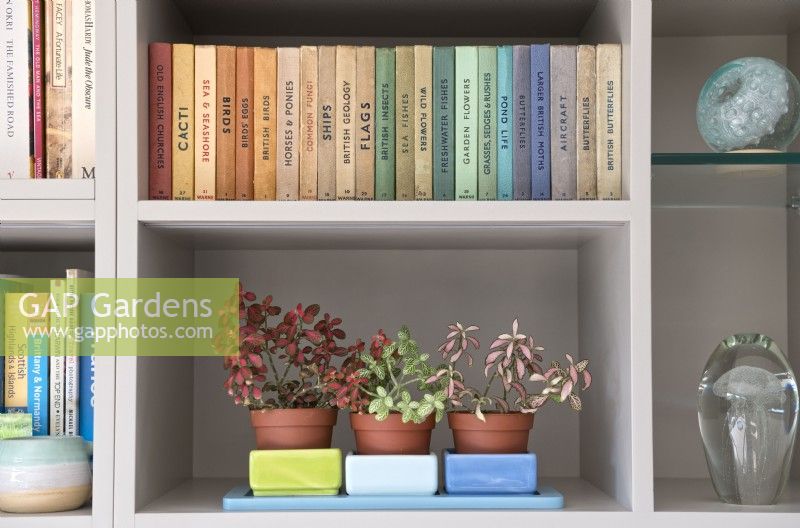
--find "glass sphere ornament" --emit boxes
[696,57,800,152]
[698,334,798,505]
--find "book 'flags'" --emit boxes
[356,46,376,200]
[531,44,551,200]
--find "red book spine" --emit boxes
[149,43,173,199]
[31,0,44,178]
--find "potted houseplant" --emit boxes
[431,320,593,454]
[221,285,364,450]
[328,326,447,455]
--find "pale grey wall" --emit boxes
[193,249,581,478]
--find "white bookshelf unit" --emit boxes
[114,0,651,527]
[6,0,800,527]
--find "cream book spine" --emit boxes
[355,46,375,200]
[335,45,356,200]
[596,43,622,200]
[276,47,300,200]
[300,46,318,200]
[317,46,336,200]
[395,46,414,201]
[194,45,216,200]
[577,45,597,200]
[414,45,433,200]
[71,0,95,180]
[172,43,194,200]
[253,47,277,200]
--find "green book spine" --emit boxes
[478,46,497,200]
[375,48,396,200]
[455,46,478,200]
[433,46,454,200]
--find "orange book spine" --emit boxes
[235,47,254,200]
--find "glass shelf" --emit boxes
[652,152,800,166]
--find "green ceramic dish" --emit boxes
[249,448,342,496]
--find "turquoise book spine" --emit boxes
[478,46,496,200]
[496,46,513,200]
[455,46,478,200]
[433,46,454,200]
[375,48,396,200]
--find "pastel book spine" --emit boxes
[27,299,48,436]
[577,45,597,200]
[0,279,22,412]
[356,46,375,200]
[236,47,254,200]
[45,0,71,178]
[335,45,356,200]
[414,45,432,200]
[512,45,531,200]
[1,0,30,178]
[64,269,90,437]
[194,45,216,200]
[79,294,95,444]
[550,45,577,200]
[455,46,477,200]
[49,279,66,435]
[216,46,237,200]
[4,294,27,413]
[596,43,622,200]
[375,47,395,200]
[433,46,454,200]
[317,46,336,200]
[172,43,194,200]
[299,46,318,200]
[531,44,551,200]
[395,46,414,201]
[277,47,299,200]
[478,46,496,200]
[71,0,95,180]
[496,46,512,200]
[32,0,45,178]
[253,47,277,200]
[149,43,172,199]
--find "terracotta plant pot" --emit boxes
[250,408,338,450]
[350,412,435,455]
[447,411,534,454]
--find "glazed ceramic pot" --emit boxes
[443,449,538,494]
[250,408,337,450]
[448,411,534,454]
[345,452,438,495]
[0,436,91,513]
[249,448,341,496]
[349,412,435,455]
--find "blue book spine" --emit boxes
[27,336,49,435]
[512,45,531,200]
[496,46,513,200]
[79,295,95,443]
[433,46,455,200]
[531,44,551,200]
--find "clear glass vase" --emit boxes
[698,334,798,505]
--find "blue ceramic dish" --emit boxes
[345,452,438,495]
[443,449,537,494]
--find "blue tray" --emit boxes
[222,485,564,510]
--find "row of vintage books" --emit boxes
[148,43,622,201]
[1,0,96,180]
